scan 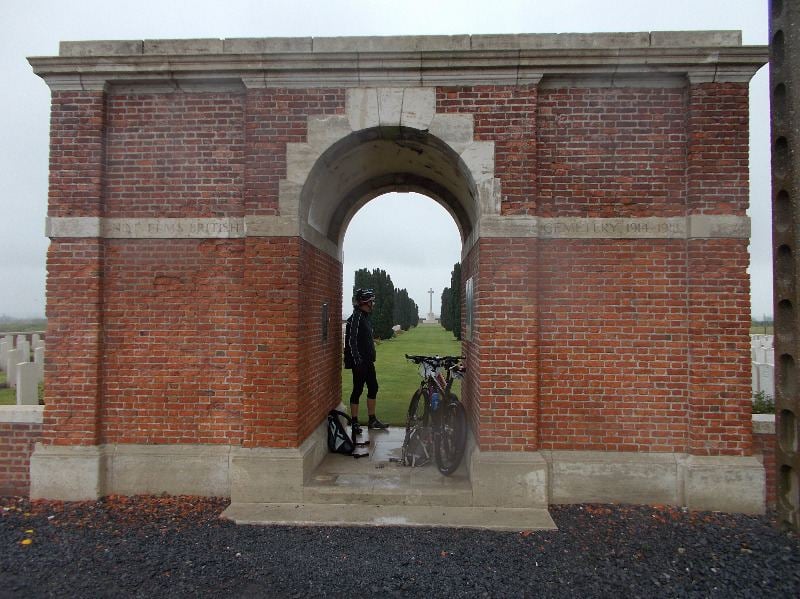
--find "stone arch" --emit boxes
[303,126,476,247]
[278,87,500,257]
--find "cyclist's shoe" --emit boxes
[368,416,389,430]
[351,421,362,437]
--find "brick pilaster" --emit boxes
[686,82,752,456]
[473,237,540,451]
[44,91,107,445]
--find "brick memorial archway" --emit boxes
[28,33,768,512]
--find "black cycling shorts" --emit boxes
[349,362,378,404]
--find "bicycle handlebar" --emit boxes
[405,354,464,368]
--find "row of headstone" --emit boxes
[0,333,45,406]
[751,334,775,398]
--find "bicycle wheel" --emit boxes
[434,396,467,476]
[406,388,428,426]
[402,389,431,467]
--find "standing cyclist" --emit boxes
[346,288,389,433]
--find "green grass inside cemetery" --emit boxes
[0,370,44,406]
[0,371,13,405]
[341,324,463,426]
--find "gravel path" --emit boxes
[1,495,799,598]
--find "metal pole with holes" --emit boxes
[770,0,800,531]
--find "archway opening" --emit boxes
[340,191,464,427]
[342,191,462,322]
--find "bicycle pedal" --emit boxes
[355,440,370,447]
[352,452,369,459]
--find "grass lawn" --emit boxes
[341,324,463,426]
[0,371,14,405]
[0,371,44,406]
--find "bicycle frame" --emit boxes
[403,355,466,475]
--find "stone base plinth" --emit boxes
[542,450,765,514]
[29,417,330,502]
[29,428,765,515]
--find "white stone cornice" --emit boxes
[29,34,768,91]
[40,75,110,92]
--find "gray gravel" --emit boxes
[1,496,799,598]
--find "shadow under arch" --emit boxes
[299,126,479,249]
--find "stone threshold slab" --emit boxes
[222,502,556,531]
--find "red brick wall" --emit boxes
[685,83,752,456]
[0,422,42,496]
[444,83,750,455]
[45,91,106,446]
[100,239,246,445]
[537,87,687,217]
[41,81,754,458]
[538,239,689,452]
[297,241,343,441]
[473,238,540,451]
[48,91,105,217]
[244,88,345,215]
[687,83,750,215]
[437,85,538,215]
[687,239,752,456]
[105,93,245,218]
[242,237,302,447]
[44,239,103,446]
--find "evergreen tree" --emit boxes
[352,269,419,337]
[393,288,419,331]
[450,263,462,341]
[372,269,395,339]
[440,288,452,331]
[439,263,462,340]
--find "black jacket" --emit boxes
[346,308,376,367]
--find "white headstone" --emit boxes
[16,362,38,406]
[0,340,7,372]
[18,339,30,363]
[751,363,760,394]
[755,347,765,363]
[6,348,22,388]
[759,363,775,398]
[33,346,45,384]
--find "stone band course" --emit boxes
[46,215,750,240]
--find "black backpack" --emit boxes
[327,410,355,455]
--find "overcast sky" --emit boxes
[0,0,771,319]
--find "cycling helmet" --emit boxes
[354,288,376,304]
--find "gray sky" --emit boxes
[0,0,771,319]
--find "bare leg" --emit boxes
[367,397,376,418]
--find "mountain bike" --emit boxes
[401,354,467,476]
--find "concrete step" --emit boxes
[222,502,557,531]
[304,470,474,506]
[306,427,473,506]
[222,428,557,531]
